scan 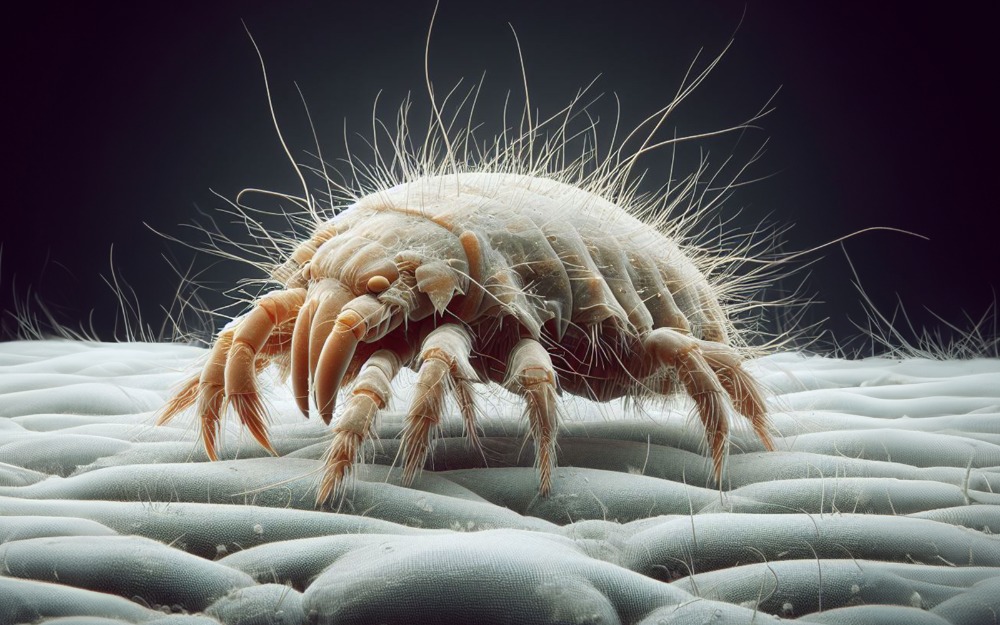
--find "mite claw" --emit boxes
[227,392,276,455]
[196,383,224,461]
[156,375,199,425]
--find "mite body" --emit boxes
[159,170,775,503]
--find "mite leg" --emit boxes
[642,328,730,479]
[259,314,298,382]
[505,338,559,496]
[224,288,306,454]
[401,324,479,485]
[155,328,235,460]
[156,375,200,425]
[156,328,267,460]
[290,298,316,417]
[196,331,234,460]
[158,335,252,428]
[317,348,404,503]
[289,279,354,418]
[696,339,773,451]
[453,366,480,452]
[315,294,404,423]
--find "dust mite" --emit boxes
[158,169,775,504]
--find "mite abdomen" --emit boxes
[338,172,713,338]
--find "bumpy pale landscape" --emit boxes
[2,339,999,624]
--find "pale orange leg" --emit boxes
[224,288,306,454]
[284,279,354,418]
[306,280,355,421]
[159,329,232,460]
[400,324,479,485]
[453,370,480,452]
[156,375,199,425]
[643,328,730,480]
[157,336,241,428]
[505,338,559,496]
[256,314,296,383]
[317,349,404,504]
[159,331,279,460]
[196,331,233,460]
[290,298,316,417]
[315,294,402,424]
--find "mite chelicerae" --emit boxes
[157,27,782,505]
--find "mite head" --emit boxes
[301,201,472,324]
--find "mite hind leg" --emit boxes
[505,338,559,496]
[400,324,480,485]
[696,339,774,451]
[687,281,772,448]
[642,328,731,480]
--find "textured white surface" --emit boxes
[1,339,999,624]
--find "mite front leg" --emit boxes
[196,330,233,459]
[505,338,559,496]
[224,288,306,454]
[155,329,233,460]
[317,348,404,503]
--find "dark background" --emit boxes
[3,2,998,353]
